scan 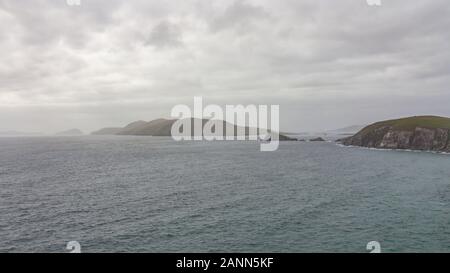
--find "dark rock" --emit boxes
[432,128,448,151]
[379,130,413,149]
[411,127,435,150]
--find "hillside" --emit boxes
[338,116,450,152]
[91,127,123,135]
[117,119,175,136]
[92,118,296,140]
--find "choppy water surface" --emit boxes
[0,136,449,252]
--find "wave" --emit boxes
[336,143,450,156]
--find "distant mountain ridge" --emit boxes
[338,116,450,152]
[91,127,123,135]
[92,119,175,136]
[56,128,84,136]
[328,125,365,134]
[117,119,174,136]
[92,118,296,140]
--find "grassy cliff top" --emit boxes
[357,116,450,136]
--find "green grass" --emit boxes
[358,116,450,136]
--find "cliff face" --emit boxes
[339,116,450,152]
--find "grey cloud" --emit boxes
[145,20,183,48]
[209,0,269,32]
[0,0,450,133]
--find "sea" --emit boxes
[0,136,449,252]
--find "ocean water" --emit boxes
[0,136,449,253]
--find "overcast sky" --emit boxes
[0,0,449,133]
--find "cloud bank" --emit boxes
[0,0,449,132]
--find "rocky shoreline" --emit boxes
[337,116,450,152]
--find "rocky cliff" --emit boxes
[338,116,450,152]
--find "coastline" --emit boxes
[336,143,450,156]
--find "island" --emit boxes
[337,116,450,152]
[92,118,297,141]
